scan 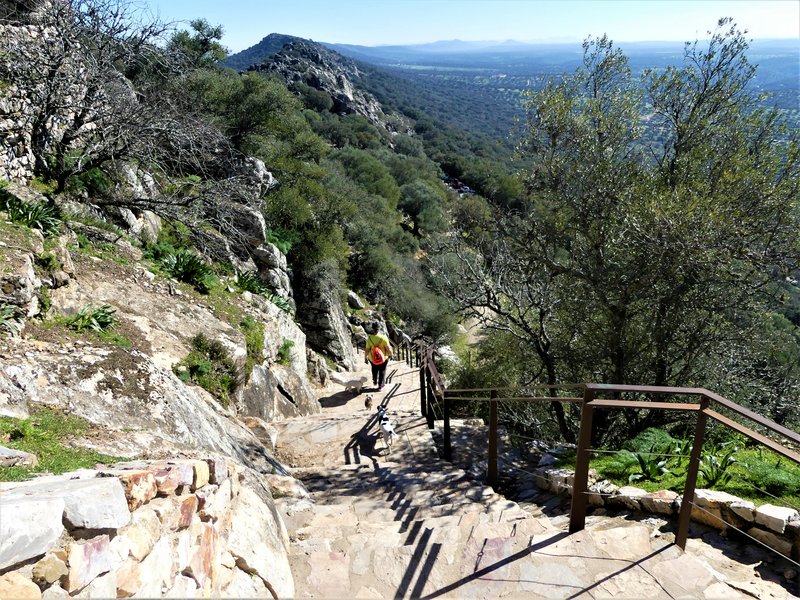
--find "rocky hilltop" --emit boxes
[248,38,413,135]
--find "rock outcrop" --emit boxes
[250,39,413,135]
[294,261,355,370]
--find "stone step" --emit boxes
[288,523,570,600]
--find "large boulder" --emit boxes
[0,246,40,320]
[252,243,293,306]
[295,261,355,370]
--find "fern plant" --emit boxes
[67,304,118,332]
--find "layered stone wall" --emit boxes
[532,465,800,561]
[0,457,293,598]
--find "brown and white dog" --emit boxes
[364,394,374,410]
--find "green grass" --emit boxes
[0,407,124,481]
[277,338,295,365]
[71,235,130,265]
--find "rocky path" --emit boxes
[273,357,796,599]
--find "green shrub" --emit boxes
[277,339,294,365]
[143,240,177,262]
[174,334,238,406]
[0,189,61,236]
[240,315,265,381]
[29,178,57,196]
[65,167,112,196]
[35,252,61,272]
[161,250,216,294]
[37,287,52,315]
[67,304,118,333]
[739,455,800,497]
[267,230,294,255]
[0,305,22,336]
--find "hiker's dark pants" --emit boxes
[371,361,388,388]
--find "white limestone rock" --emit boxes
[0,496,65,570]
[728,499,755,523]
[226,486,294,599]
[4,477,130,530]
[754,503,799,534]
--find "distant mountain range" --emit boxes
[227,34,798,72]
[224,34,799,144]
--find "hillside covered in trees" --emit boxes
[2,0,798,448]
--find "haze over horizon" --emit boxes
[142,0,800,53]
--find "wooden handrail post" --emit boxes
[569,387,595,534]
[488,389,498,488]
[677,395,709,549]
[426,374,435,429]
[443,390,451,462]
[419,359,427,418]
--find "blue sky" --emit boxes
[142,0,800,53]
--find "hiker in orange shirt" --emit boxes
[365,321,393,391]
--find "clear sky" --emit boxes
[141,0,800,53]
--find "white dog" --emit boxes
[330,372,368,394]
[377,406,397,447]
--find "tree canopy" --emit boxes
[432,22,800,443]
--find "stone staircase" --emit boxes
[280,460,557,599]
[273,361,798,599]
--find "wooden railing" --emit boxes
[416,342,800,552]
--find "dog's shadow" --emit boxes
[355,430,392,458]
[318,390,359,408]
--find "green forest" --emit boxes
[2,1,798,448]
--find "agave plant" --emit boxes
[628,443,671,483]
[0,304,22,336]
[1,192,61,236]
[699,442,739,488]
[67,304,118,332]
[234,271,269,295]
[267,292,295,316]
[161,250,214,293]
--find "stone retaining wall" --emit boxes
[0,457,293,598]
[533,465,800,560]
